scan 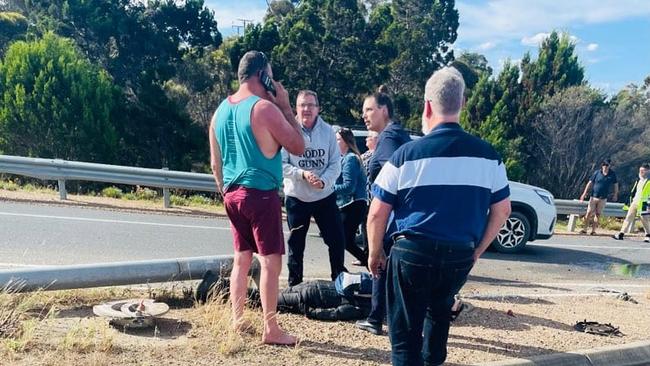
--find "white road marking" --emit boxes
[0,211,296,234]
[0,211,225,230]
[477,282,650,288]
[538,282,650,287]
[533,243,650,250]
[0,262,50,268]
[465,292,645,299]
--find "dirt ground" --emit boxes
[1,286,649,366]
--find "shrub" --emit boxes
[170,195,189,206]
[101,186,123,199]
[135,187,158,200]
[0,180,19,191]
[188,194,212,206]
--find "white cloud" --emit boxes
[587,43,599,51]
[521,32,579,46]
[521,33,550,46]
[478,41,496,50]
[457,0,650,43]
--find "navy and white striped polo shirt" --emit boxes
[372,122,510,244]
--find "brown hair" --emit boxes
[337,128,361,158]
[365,86,394,118]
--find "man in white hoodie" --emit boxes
[283,90,344,286]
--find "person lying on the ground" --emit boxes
[197,270,468,323]
[277,272,372,321]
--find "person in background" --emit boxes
[613,163,650,242]
[579,160,619,235]
[361,131,379,184]
[334,128,369,267]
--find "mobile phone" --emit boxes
[260,71,276,97]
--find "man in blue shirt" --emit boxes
[368,67,511,366]
[579,160,619,235]
[355,89,411,335]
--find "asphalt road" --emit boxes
[2,201,650,295]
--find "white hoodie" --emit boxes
[282,116,341,202]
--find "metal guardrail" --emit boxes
[0,154,632,219]
[555,199,627,232]
[554,199,626,217]
[0,154,217,207]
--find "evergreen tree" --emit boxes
[516,31,585,174]
[385,0,458,129]
[0,33,117,161]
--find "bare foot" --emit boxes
[262,328,299,346]
[232,318,255,334]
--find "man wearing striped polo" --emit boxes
[367,67,512,365]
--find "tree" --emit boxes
[452,51,492,90]
[228,21,281,74]
[272,0,381,125]
[384,0,458,129]
[460,61,523,180]
[167,39,237,128]
[0,33,117,161]
[515,31,585,174]
[10,0,223,169]
[459,73,496,132]
[0,11,27,55]
[529,86,650,198]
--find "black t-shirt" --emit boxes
[590,170,617,198]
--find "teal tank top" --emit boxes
[214,95,282,191]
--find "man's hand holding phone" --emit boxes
[267,80,296,126]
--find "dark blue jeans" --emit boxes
[286,194,346,286]
[387,236,474,366]
[366,239,392,325]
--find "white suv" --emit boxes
[347,128,556,253]
[495,182,556,253]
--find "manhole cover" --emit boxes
[93,299,169,329]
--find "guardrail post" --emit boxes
[567,214,578,232]
[162,168,171,208]
[58,179,67,200]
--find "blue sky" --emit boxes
[206,0,650,94]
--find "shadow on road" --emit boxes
[300,339,391,364]
[482,244,650,278]
[447,333,559,362]
[468,275,569,292]
[454,305,571,332]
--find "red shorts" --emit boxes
[223,186,285,255]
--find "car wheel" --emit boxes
[493,211,530,253]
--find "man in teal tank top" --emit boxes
[209,51,305,346]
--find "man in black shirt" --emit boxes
[579,160,619,235]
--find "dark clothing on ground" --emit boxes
[277,280,371,321]
[590,169,618,199]
[286,194,346,286]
